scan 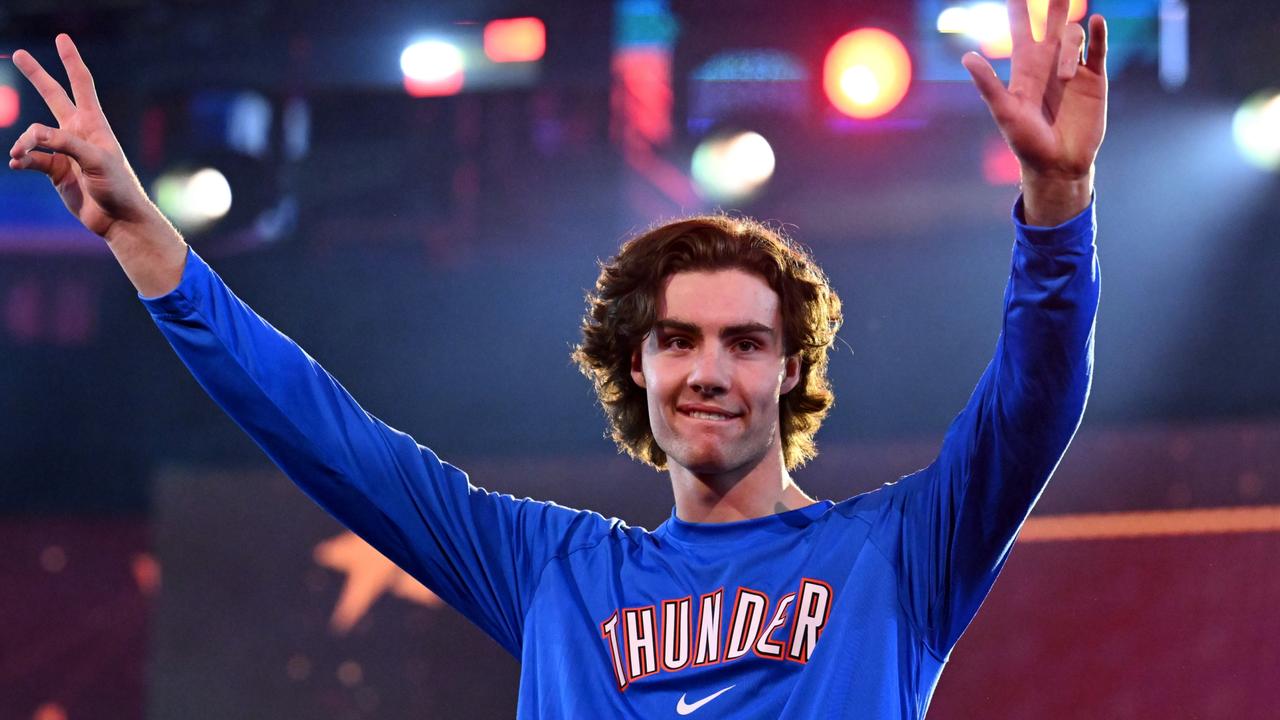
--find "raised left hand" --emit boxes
[962,0,1108,183]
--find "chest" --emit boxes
[526,520,900,690]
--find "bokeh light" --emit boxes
[690,130,776,203]
[152,167,234,232]
[400,40,465,97]
[484,17,546,63]
[1232,90,1280,171]
[823,28,912,119]
[937,0,1089,58]
[0,85,19,128]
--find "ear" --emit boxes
[630,344,647,388]
[780,353,801,395]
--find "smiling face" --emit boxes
[630,269,801,476]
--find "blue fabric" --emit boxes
[140,196,1098,719]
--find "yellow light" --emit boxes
[1027,0,1089,42]
[944,0,1090,59]
[823,28,912,120]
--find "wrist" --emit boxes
[103,209,190,298]
[104,206,181,250]
[1020,166,1094,227]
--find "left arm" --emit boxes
[894,197,1098,656]
[892,0,1110,655]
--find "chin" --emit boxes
[664,442,728,475]
[668,442,757,477]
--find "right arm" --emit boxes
[9,34,607,655]
[141,246,605,654]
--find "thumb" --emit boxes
[961,52,1009,118]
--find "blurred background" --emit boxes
[1,0,1278,718]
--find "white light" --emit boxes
[400,40,464,83]
[1232,91,1280,171]
[725,132,775,184]
[691,130,776,203]
[151,166,233,232]
[966,2,1010,45]
[1159,0,1189,90]
[840,66,880,105]
[937,7,969,34]
[188,168,233,220]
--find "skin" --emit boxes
[9,0,1108,521]
[630,269,811,523]
[961,0,1109,226]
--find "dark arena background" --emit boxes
[2,0,1279,718]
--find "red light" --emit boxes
[823,28,912,120]
[484,17,546,63]
[403,74,464,98]
[0,85,19,128]
[982,134,1021,186]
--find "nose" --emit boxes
[687,345,730,396]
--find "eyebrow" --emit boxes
[653,318,776,340]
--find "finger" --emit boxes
[12,123,101,173]
[962,52,1011,118]
[55,34,103,113]
[1045,0,1070,41]
[8,147,58,175]
[1007,0,1033,47]
[1084,14,1108,76]
[10,122,53,158]
[10,48,77,123]
[1057,23,1086,80]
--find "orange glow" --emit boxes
[1020,505,1280,542]
[981,0,1088,59]
[33,703,67,720]
[314,531,442,635]
[1029,0,1088,41]
[979,33,1013,59]
[484,17,546,63]
[823,28,912,120]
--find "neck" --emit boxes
[668,447,815,523]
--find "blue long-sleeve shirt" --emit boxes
[140,196,1098,718]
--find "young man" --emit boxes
[8,0,1106,715]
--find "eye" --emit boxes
[735,339,761,352]
[664,336,693,350]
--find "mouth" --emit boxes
[677,407,741,422]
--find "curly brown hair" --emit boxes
[572,213,843,471]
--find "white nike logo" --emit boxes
[676,685,735,715]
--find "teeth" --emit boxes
[689,411,732,420]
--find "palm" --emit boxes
[46,120,120,237]
[8,34,151,239]
[964,0,1108,179]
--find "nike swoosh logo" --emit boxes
[676,684,735,715]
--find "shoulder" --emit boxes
[826,466,935,527]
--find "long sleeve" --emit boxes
[139,249,612,656]
[882,195,1099,659]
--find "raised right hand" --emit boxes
[8,33,158,241]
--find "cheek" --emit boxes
[643,358,681,394]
